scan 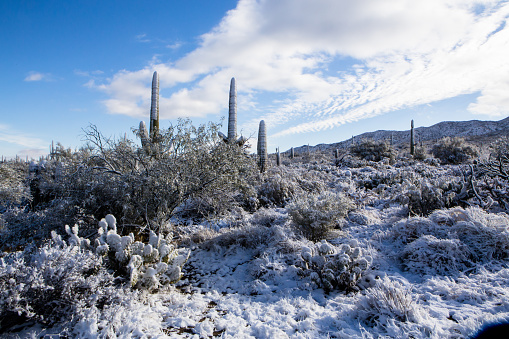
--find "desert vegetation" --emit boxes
[1,78,508,337]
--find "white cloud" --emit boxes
[0,124,46,151]
[95,0,509,137]
[24,71,54,82]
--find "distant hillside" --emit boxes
[287,116,509,155]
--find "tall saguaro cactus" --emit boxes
[149,71,160,139]
[276,147,281,166]
[410,119,415,156]
[228,77,237,141]
[219,77,247,146]
[257,120,268,173]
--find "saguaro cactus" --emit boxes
[219,77,247,146]
[228,77,237,141]
[149,71,160,139]
[290,147,294,159]
[276,147,281,166]
[257,120,268,172]
[410,119,415,156]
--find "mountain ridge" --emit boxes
[287,116,509,154]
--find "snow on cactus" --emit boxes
[87,215,190,290]
[300,239,373,292]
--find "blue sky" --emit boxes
[1,0,509,159]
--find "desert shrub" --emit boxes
[400,235,472,275]
[26,120,257,234]
[249,207,288,228]
[257,166,329,208]
[350,139,395,162]
[357,276,427,326]
[287,191,354,241]
[413,146,428,161]
[300,239,373,292]
[390,207,509,274]
[0,233,120,330]
[0,161,30,208]
[431,137,478,164]
[257,170,299,207]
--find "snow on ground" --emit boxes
[2,163,509,338]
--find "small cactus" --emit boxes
[257,120,268,172]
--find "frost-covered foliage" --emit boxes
[300,239,373,292]
[0,161,30,208]
[30,120,256,231]
[390,207,509,275]
[288,191,354,241]
[0,232,117,330]
[256,166,328,207]
[431,137,478,164]
[357,276,430,333]
[349,139,395,162]
[90,214,190,291]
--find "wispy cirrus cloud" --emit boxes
[24,71,55,82]
[0,124,46,152]
[94,0,509,140]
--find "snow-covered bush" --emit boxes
[27,120,257,234]
[0,161,30,208]
[256,166,329,207]
[357,276,427,326]
[288,191,354,241]
[0,232,118,329]
[390,207,509,275]
[93,215,190,291]
[257,170,299,207]
[431,137,478,164]
[400,235,472,275]
[300,239,373,292]
[350,139,395,162]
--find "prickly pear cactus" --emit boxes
[301,239,373,292]
[93,214,190,291]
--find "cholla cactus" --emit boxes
[149,71,160,139]
[301,239,372,292]
[257,120,268,173]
